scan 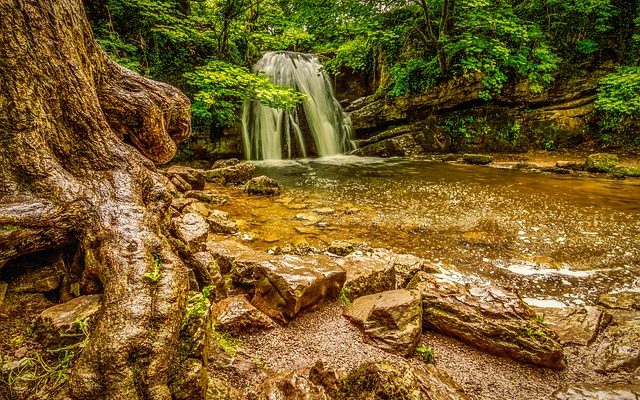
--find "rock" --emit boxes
[206,240,273,286]
[339,361,469,400]
[7,259,64,294]
[206,376,246,400]
[598,291,640,311]
[391,253,425,288]
[336,255,395,301]
[556,161,584,170]
[34,295,102,347]
[171,358,208,400]
[180,291,212,359]
[189,251,223,291]
[532,306,609,346]
[552,382,640,400]
[327,240,354,256]
[0,281,7,305]
[314,208,335,215]
[183,201,211,217]
[343,289,422,356]
[212,158,240,168]
[171,213,209,250]
[166,165,206,190]
[205,162,256,185]
[252,255,346,323]
[408,278,565,369]
[171,174,192,192]
[211,295,276,335]
[596,317,640,373]
[584,153,618,172]
[256,370,330,400]
[207,210,239,235]
[462,154,494,165]
[185,190,226,204]
[171,197,198,211]
[245,175,281,196]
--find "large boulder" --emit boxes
[408,273,565,369]
[165,165,206,190]
[584,153,618,173]
[532,305,610,346]
[205,162,256,185]
[338,361,469,400]
[206,376,246,400]
[336,255,395,301]
[34,295,102,347]
[595,317,640,373]
[171,213,209,250]
[206,240,274,286]
[207,210,239,235]
[344,289,422,356]
[252,255,346,323]
[211,295,276,335]
[244,176,281,196]
[391,253,428,288]
[189,251,224,292]
[552,382,640,400]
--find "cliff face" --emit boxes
[344,69,610,156]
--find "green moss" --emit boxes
[613,166,640,177]
[462,154,494,165]
[212,326,241,357]
[339,287,352,306]
[415,345,434,363]
[0,224,18,233]
[517,326,548,342]
[584,153,619,173]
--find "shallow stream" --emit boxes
[214,156,640,306]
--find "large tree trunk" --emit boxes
[0,1,192,399]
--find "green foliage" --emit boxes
[181,287,212,330]
[185,60,305,128]
[389,58,440,96]
[415,345,434,363]
[518,326,548,342]
[596,67,640,135]
[144,253,164,283]
[338,287,352,306]
[212,326,241,357]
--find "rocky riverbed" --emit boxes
[1,157,639,399]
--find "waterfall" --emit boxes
[242,51,355,160]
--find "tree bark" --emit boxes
[0,1,192,399]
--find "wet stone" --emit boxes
[205,162,255,185]
[207,210,239,235]
[391,253,425,288]
[185,190,226,205]
[206,240,273,285]
[595,316,640,373]
[7,260,64,294]
[171,174,192,192]
[408,277,566,369]
[462,154,494,165]
[183,201,210,217]
[171,213,209,250]
[532,305,609,346]
[343,289,422,356]
[598,291,640,311]
[211,294,276,335]
[327,240,354,256]
[166,165,206,190]
[171,197,198,211]
[252,255,346,323]
[256,370,330,400]
[34,295,102,347]
[206,376,246,400]
[552,382,640,400]
[336,255,395,300]
[339,361,469,400]
[244,175,281,196]
[189,251,223,290]
[584,153,618,173]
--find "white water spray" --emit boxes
[242,51,355,160]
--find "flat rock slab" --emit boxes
[171,213,209,250]
[7,260,63,294]
[598,291,640,311]
[211,295,276,335]
[206,240,273,286]
[408,275,565,369]
[252,255,346,323]
[596,317,640,373]
[343,289,422,356]
[34,295,102,346]
[336,255,395,300]
[244,175,281,196]
[165,165,206,190]
[205,163,255,185]
[532,305,609,346]
[552,382,640,400]
[207,210,239,235]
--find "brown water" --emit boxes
[212,156,640,306]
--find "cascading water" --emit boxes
[242,51,355,160]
